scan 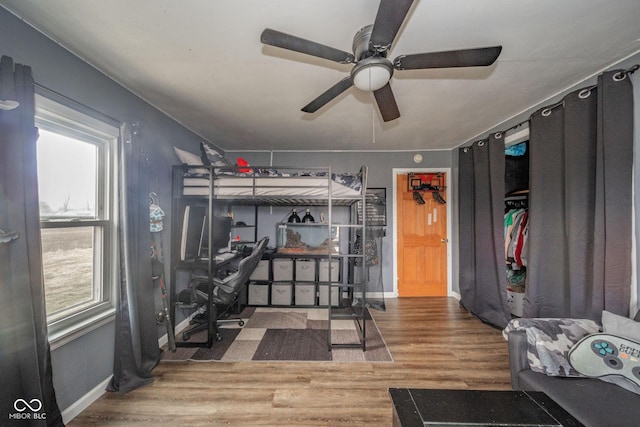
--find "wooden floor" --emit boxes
[69,297,512,426]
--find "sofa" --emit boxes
[506,310,640,427]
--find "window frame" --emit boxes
[35,88,120,347]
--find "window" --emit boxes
[35,91,119,344]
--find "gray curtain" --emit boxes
[107,124,161,393]
[633,71,640,316]
[0,56,64,425]
[525,70,634,319]
[458,133,512,328]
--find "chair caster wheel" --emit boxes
[216,333,223,342]
[183,332,190,341]
[238,320,245,327]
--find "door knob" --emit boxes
[441,238,448,243]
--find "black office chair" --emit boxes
[178,236,269,342]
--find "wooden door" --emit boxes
[397,173,448,296]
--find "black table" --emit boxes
[389,388,583,427]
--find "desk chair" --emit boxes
[179,236,269,342]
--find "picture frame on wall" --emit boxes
[357,188,386,226]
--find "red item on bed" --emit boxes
[237,157,251,173]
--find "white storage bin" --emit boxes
[248,282,269,305]
[507,289,525,317]
[318,284,340,306]
[295,259,316,281]
[271,282,293,305]
[250,259,270,281]
[272,259,294,281]
[319,259,339,282]
[295,283,316,306]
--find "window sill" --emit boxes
[49,308,116,351]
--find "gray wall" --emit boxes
[0,7,208,413]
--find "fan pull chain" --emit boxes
[372,101,376,144]
[369,66,375,144]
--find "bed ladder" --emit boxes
[326,167,367,352]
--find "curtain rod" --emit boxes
[468,63,639,147]
[34,82,120,126]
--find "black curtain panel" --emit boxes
[634,72,640,315]
[525,70,633,319]
[107,124,161,393]
[0,56,64,425]
[458,133,512,328]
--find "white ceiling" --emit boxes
[2,0,640,151]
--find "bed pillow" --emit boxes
[174,146,204,166]
[200,141,231,167]
[602,310,640,342]
[503,317,600,377]
[569,333,640,395]
[173,146,209,176]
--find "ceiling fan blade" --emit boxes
[373,83,400,122]
[369,0,415,52]
[261,28,354,64]
[301,77,354,113]
[393,46,502,70]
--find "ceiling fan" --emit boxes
[260,0,502,122]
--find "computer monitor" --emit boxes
[199,214,232,257]
[181,206,232,261]
[180,206,206,261]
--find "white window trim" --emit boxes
[35,88,120,346]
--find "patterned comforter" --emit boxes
[503,317,600,377]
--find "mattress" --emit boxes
[182,176,361,197]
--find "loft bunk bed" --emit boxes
[170,163,370,351]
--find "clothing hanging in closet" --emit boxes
[505,208,528,270]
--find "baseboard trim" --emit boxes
[61,376,112,424]
[63,318,194,423]
[157,315,192,347]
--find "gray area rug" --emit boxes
[162,307,393,362]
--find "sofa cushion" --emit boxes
[602,310,640,342]
[503,318,599,376]
[518,370,640,427]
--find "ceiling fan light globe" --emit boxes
[351,57,394,92]
[353,65,390,91]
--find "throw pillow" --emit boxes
[569,333,640,395]
[602,310,640,343]
[200,141,231,167]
